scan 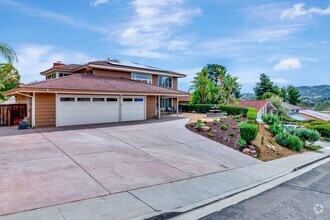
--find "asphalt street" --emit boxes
[200,161,330,220]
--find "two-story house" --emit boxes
[4,59,189,128]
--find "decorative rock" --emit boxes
[249,146,256,151]
[243,148,251,155]
[201,126,211,131]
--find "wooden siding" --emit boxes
[152,75,158,86]
[147,96,156,119]
[35,93,56,128]
[93,69,131,79]
[173,98,178,111]
[173,78,178,90]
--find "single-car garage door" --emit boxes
[121,96,145,122]
[57,95,120,126]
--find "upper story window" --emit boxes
[46,73,57,80]
[131,73,152,84]
[46,72,72,80]
[158,76,172,88]
[59,72,71,77]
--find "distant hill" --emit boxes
[297,85,330,102]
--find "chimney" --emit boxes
[53,61,65,67]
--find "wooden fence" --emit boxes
[0,104,27,126]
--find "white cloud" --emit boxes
[0,0,107,33]
[15,44,94,83]
[281,3,330,20]
[113,0,201,58]
[273,58,302,71]
[90,0,108,7]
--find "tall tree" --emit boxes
[0,63,20,100]
[205,64,226,86]
[0,43,17,64]
[189,68,211,104]
[287,85,301,105]
[253,73,279,100]
[279,87,288,102]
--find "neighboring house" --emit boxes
[3,59,189,128]
[281,102,303,114]
[238,100,277,120]
[0,96,15,104]
[179,94,191,104]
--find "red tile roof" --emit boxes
[21,74,189,95]
[179,95,191,102]
[238,100,273,112]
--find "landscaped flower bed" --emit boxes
[185,117,245,151]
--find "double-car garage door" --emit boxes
[57,95,145,126]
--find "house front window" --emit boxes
[160,98,172,109]
[131,73,152,84]
[158,76,172,88]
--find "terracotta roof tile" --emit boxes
[238,100,271,112]
[22,74,188,95]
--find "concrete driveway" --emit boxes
[0,118,259,216]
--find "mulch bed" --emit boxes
[185,117,245,151]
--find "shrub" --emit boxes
[289,135,303,151]
[219,119,224,122]
[232,125,238,129]
[237,137,246,147]
[295,129,320,146]
[221,125,227,130]
[229,132,235,136]
[239,122,258,144]
[269,123,284,135]
[275,132,302,151]
[269,139,275,145]
[207,133,215,137]
[233,114,241,119]
[308,124,330,138]
[262,114,280,126]
[307,145,321,151]
[247,108,257,123]
[213,118,217,125]
[179,104,248,116]
[275,132,291,147]
[196,119,203,131]
[261,136,264,145]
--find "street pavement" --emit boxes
[200,161,330,220]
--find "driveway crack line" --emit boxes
[37,131,111,195]
[96,128,191,178]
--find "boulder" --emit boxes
[243,148,251,155]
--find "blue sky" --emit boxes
[1,0,330,92]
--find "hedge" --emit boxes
[247,108,257,123]
[308,124,330,138]
[180,104,249,116]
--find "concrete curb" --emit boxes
[145,153,330,220]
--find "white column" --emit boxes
[158,95,161,119]
[32,92,36,128]
[176,97,179,117]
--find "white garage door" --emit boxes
[57,95,120,126]
[121,96,145,122]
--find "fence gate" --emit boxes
[0,104,27,126]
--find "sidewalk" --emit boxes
[1,150,329,220]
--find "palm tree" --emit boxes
[0,43,17,63]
